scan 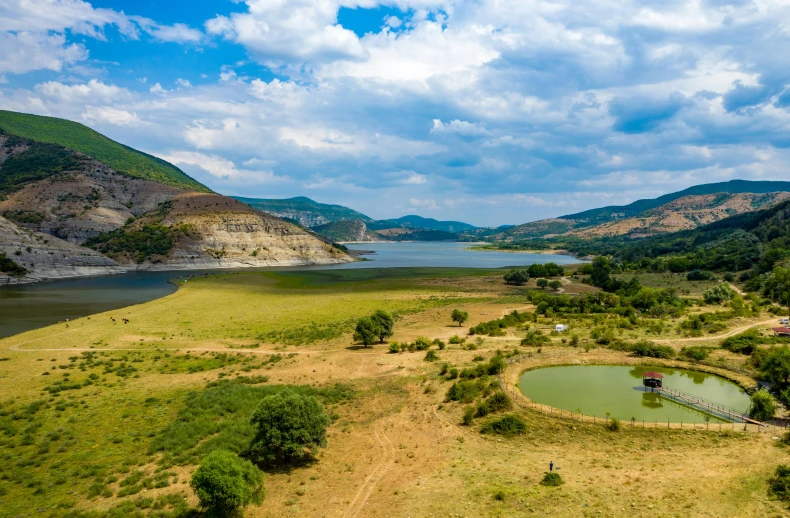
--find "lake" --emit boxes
[0,241,579,339]
[519,364,750,424]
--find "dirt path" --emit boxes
[342,421,395,518]
[653,318,778,344]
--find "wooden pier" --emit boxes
[656,385,766,426]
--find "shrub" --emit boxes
[388,342,401,354]
[749,389,776,421]
[540,472,563,487]
[248,390,330,465]
[485,392,512,412]
[449,335,465,345]
[722,329,763,354]
[447,368,459,380]
[769,465,790,501]
[433,338,446,350]
[687,269,713,281]
[480,415,526,436]
[462,407,475,426]
[521,330,549,347]
[439,363,449,376]
[424,350,439,362]
[606,417,621,431]
[446,379,486,403]
[190,450,264,514]
[680,346,710,362]
[474,403,490,418]
[703,283,735,304]
[0,252,27,277]
[413,336,432,351]
[630,341,674,359]
[548,280,562,291]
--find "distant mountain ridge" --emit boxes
[368,215,476,233]
[478,180,790,242]
[233,196,373,228]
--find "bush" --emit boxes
[480,415,526,436]
[687,269,713,281]
[521,330,549,347]
[462,407,475,426]
[540,472,563,487]
[388,342,401,354]
[424,350,439,362]
[485,392,512,413]
[703,283,735,304]
[190,450,264,514]
[248,390,330,465]
[630,341,674,359]
[0,252,27,277]
[680,346,710,362]
[606,417,621,431]
[433,338,446,350]
[749,389,776,421]
[413,336,432,351]
[474,403,490,418]
[449,335,465,345]
[447,367,459,380]
[446,379,487,403]
[769,465,790,501]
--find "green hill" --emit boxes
[368,215,476,233]
[0,110,209,192]
[233,196,373,227]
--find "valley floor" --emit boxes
[0,268,788,517]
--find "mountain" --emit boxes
[483,181,790,242]
[560,180,790,224]
[312,220,384,242]
[0,112,350,283]
[234,196,373,227]
[368,215,477,233]
[0,111,209,192]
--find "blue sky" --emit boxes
[2,0,790,226]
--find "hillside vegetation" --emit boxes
[0,111,209,192]
[234,196,373,227]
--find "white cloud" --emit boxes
[176,78,191,88]
[430,119,491,137]
[206,0,365,66]
[409,198,438,209]
[0,32,86,74]
[82,106,141,126]
[149,83,167,95]
[36,79,132,102]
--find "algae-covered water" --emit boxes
[519,364,751,423]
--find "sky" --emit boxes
[2,1,790,227]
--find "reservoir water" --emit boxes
[519,364,750,423]
[0,241,579,339]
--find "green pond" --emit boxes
[518,365,751,424]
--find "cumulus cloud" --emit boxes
[36,79,132,102]
[82,106,141,126]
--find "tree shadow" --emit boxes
[345,345,375,351]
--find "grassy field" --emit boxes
[1,268,789,517]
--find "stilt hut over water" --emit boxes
[642,371,664,390]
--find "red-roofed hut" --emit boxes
[642,371,664,390]
[773,327,790,337]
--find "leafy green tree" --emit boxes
[703,283,735,304]
[764,266,790,315]
[548,280,562,291]
[527,264,547,278]
[504,270,529,285]
[537,278,549,289]
[190,450,265,515]
[749,389,776,421]
[249,390,330,465]
[370,310,395,343]
[353,317,379,347]
[544,262,565,277]
[759,346,790,390]
[590,256,613,289]
[451,309,469,327]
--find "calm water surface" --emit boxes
[519,365,750,423]
[0,241,580,338]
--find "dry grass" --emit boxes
[0,269,788,517]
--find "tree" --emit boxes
[544,262,565,277]
[527,264,547,278]
[451,309,469,327]
[249,390,330,465]
[537,278,549,289]
[370,310,394,343]
[548,280,562,291]
[764,266,790,315]
[354,317,379,347]
[590,256,613,290]
[504,270,529,285]
[760,346,790,391]
[190,450,265,515]
[749,389,777,421]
